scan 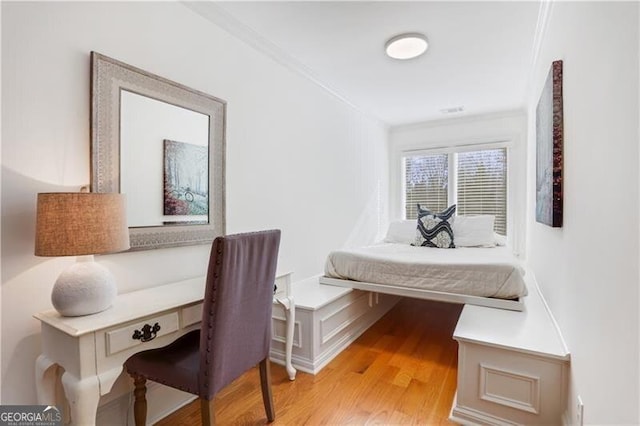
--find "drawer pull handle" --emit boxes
[132,323,161,342]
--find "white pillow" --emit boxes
[452,215,496,247]
[384,220,416,244]
[494,232,507,246]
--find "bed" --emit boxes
[320,242,527,311]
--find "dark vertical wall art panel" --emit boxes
[536,60,563,227]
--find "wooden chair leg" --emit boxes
[259,358,275,422]
[131,374,147,426]
[200,398,215,426]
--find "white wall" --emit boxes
[1,1,388,406]
[526,2,639,424]
[389,111,527,254]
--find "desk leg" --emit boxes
[283,296,297,381]
[98,367,124,396]
[35,355,57,405]
[61,372,100,426]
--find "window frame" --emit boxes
[401,141,510,234]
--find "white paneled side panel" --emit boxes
[453,342,566,425]
[319,292,370,344]
[271,307,313,370]
[271,315,302,348]
[479,363,540,414]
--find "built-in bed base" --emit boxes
[303,271,567,424]
[319,276,524,311]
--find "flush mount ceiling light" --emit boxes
[385,33,429,60]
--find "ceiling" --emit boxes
[199,2,541,126]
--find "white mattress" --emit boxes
[324,243,527,300]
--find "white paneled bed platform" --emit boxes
[318,243,569,423]
[312,227,569,424]
[321,243,527,311]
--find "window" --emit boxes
[404,154,448,219]
[457,149,507,234]
[403,148,507,235]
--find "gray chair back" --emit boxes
[198,230,281,399]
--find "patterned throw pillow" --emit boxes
[413,204,456,248]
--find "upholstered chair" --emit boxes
[124,230,281,425]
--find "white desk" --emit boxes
[34,272,295,425]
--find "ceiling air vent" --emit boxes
[440,106,464,114]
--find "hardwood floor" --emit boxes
[155,298,463,425]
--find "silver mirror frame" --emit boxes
[91,52,226,250]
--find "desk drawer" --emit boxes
[106,312,179,356]
[182,303,203,327]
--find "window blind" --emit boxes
[456,149,507,235]
[404,154,448,219]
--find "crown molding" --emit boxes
[390,108,527,134]
[182,1,388,129]
[525,0,554,102]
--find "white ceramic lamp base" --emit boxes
[51,256,117,317]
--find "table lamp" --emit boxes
[35,192,130,316]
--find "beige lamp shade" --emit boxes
[35,192,130,257]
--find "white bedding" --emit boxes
[324,243,527,300]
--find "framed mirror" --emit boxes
[91,52,226,250]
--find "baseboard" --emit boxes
[450,392,528,426]
[450,403,519,426]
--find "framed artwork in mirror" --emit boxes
[536,59,563,228]
[91,52,226,250]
